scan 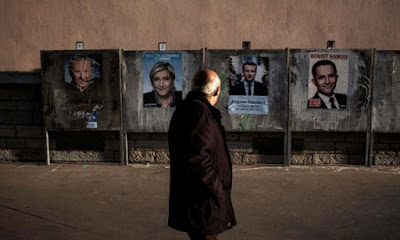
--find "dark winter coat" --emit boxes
[168,91,236,235]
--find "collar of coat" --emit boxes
[185,91,222,121]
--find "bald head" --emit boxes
[191,69,221,105]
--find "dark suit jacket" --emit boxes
[308,92,347,109]
[229,81,268,96]
[168,91,236,235]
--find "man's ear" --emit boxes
[213,86,220,96]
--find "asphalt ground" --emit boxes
[0,163,399,240]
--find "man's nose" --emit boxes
[80,72,87,80]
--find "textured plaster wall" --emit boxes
[1,0,400,71]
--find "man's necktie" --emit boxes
[329,97,337,109]
[247,83,252,96]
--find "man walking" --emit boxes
[168,69,236,240]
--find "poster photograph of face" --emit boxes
[63,54,103,128]
[307,52,349,109]
[142,52,182,108]
[227,55,269,115]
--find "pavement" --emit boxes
[0,163,399,240]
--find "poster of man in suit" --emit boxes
[227,55,269,115]
[308,52,349,109]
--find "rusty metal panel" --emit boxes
[41,50,121,131]
[289,49,372,132]
[206,49,288,132]
[373,51,400,132]
[123,50,203,132]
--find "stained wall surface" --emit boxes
[1,0,400,71]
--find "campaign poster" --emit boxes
[63,54,103,128]
[307,52,349,109]
[142,52,182,108]
[227,55,269,115]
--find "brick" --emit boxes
[0,88,10,100]
[292,132,317,142]
[335,143,364,154]
[0,125,16,137]
[239,132,265,141]
[26,138,45,149]
[0,101,18,110]
[376,133,400,144]
[0,138,5,148]
[149,133,168,140]
[373,143,390,152]
[227,141,252,151]
[6,138,26,149]
[18,101,41,111]
[10,85,41,100]
[226,133,240,141]
[21,150,45,162]
[0,111,32,125]
[32,111,43,125]
[303,142,335,152]
[104,138,120,151]
[316,133,346,142]
[0,100,41,111]
[25,74,41,84]
[346,133,365,143]
[291,138,304,151]
[0,73,25,84]
[135,140,168,149]
[129,133,150,140]
[348,154,365,165]
[390,144,400,151]
[16,126,43,138]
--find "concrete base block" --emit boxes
[242,153,283,164]
[129,149,170,163]
[291,154,313,165]
[230,152,243,165]
[374,153,400,165]
[313,154,349,165]
[0,149,20,161]
[50,151,114,162]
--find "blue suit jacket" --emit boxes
[229,81,268,96]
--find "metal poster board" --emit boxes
[122,50,203,132]
[373,50,400,133]
[206,49,288,132]
[41,50,121,131]
[289,49,372,132]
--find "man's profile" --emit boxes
[229,61,268,96]
[168,69,236,240]
[308,60,347,109]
